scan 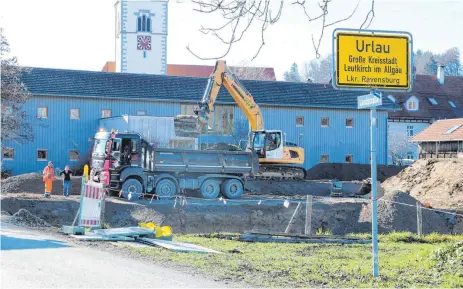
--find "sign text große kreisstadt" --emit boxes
[333,29,412,91]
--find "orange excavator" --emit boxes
[174,60,306,180]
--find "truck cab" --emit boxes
[90,131,143,188]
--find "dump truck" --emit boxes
[89,130,259,200]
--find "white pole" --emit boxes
[371,106,379,277]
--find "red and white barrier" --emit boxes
[78,181,106,227]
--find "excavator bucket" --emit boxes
[173,115,206,138]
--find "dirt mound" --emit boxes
[360,191,451,234]
[382,159,463,209]
[1,173,43,193]
[1,173,82,195]
[306,163,403,182]
[6,208,51,228]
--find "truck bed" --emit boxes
[145,148,259,176]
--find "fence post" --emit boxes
[285,202,301,234]
[416,201,423,237]
[305,195,313,236]
[100,190,106,227]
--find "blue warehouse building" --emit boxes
[2,67,396,175]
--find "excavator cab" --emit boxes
[250,130,283,160]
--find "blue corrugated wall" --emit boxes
[2,95,388,175]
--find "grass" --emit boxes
[130,232,463,288]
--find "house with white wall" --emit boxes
[387,66,463,164]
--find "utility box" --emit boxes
[99,115,198,150]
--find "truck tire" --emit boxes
[200,179,220,199]
[122,178,143,201]
[221,179,244,199]
[156,179,177,199]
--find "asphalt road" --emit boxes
[0,222,227,288]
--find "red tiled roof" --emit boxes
[411,118,463,142]
[101,61,276,81]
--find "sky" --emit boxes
[1,0,462,80]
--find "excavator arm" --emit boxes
[174,60,264,137]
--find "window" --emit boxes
[320,154,329,163]
[387,95,396,103]
[37,107,48,118]
[321,117,329,127]
[407,152,414,159]
[407,101,417,110]
[136,110,146,116]
[37,149,48,161]
[443,124,463,134]
[428,98,438,105]
[346,118,354,128]
[131,139,138,153]
[70,108,80,119]
[449,101,457,108]
[407,125,414,137]
[2,148,14,160]
[296,116,304,127]
[345,155,353,163]
[69,150,79,161]
[137,14,152,32]
[102,109,111,118]
[4,106,13,115]
[406,96,419,111]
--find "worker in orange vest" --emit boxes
[43,161,55,198]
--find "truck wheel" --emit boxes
[156,179,177,199]
[122,178,143,201]
[200,179,220,199]
[221,179,244,199]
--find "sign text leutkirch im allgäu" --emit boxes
[335,32,411,90]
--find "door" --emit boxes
[110,138,122,168]
[264,131,283,160]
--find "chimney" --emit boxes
[437,64,445,85]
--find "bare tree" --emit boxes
[184,0,375,60]
[414,50,433,75]
[302,53,332,83]
[1,28,33,144]
[230,59,275,81]
[388,131,416,165]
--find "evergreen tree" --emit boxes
[283,63,302,82]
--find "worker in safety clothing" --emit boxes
[42,161,55,198]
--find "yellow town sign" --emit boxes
[333,29,412,91]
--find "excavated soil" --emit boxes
[360,191,456,234]
[306,163,404,182]
[382,159,463,209]
[4,208,51,228]
[1,173,82,195]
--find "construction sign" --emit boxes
[332,28,413,92]
[78,180,106,227]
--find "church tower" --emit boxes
[115,0,168,74]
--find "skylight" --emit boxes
[448,101,457,108]
[443,124,463,135]
[428,98,438,105]
[387,95,396,103]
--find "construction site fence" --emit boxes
[130,193,463,237]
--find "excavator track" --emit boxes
[250,164,307,181]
